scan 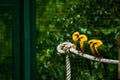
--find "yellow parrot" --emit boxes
[88,39,109,58]
[93,40,103,58]
[72,32,80,50]
[72,32,80,43]
[89,39,110,75]
[94,40,110,58]
[79,34,88,53]
[79,34,93,76]
[88,39,97,57]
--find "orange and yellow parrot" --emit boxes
[79,34,92,75]
[72,32,80,50]
[79,34,88,53]
[93,40,103,58]
[88,39,109,58]
[88,39,110,75]
[94,40,110,58]
[88,39,97,57]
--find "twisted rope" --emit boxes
[66,55,71,80]
[60,42,75,80]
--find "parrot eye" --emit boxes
[94,42,97,45]
[75,34,79,38]
[80,37,83,39]
[89,42,93,44]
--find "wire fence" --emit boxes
[0,9,13,80]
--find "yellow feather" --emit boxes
[72,32,80,43]
[93,40,103,57]
[88,39,97,56]
[79,34,88,53]
[72,32,80,50]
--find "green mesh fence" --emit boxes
[36,0,119,80]
[0,9,13,80]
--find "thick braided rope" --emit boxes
[66,55,71,80]
[60,42,75,80]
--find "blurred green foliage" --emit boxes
[0,11,13,80]
[36,0,120,80]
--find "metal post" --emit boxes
[24,0,31,80]
[13,1,21,79]
[23,0,36,80]
[117,37,120,79]
[30,0,36,80]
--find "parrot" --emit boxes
[89,39,110,76]
[88,39,98,57]
[93,40,103,58]
[79,34,93,76]
[72,31,80,50]
[88,39,111,77]
[93,40,110,58]
[90,39,110,58]
[79,34,88,53]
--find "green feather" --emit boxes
[97,44,110,58]
[84,41,92,55]
[83,41,93,76]
[75,39,80,51]
[97,44,111,77]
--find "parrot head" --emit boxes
[88,39,96,45]
[93,40,103,57]
[93,40,103,47]
[88,39,98,56]
[79,34,88,41]
[79,34,88,53]
[72,32,80,42]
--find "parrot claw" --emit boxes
[81,53,84,56]
[77,50,81,53]
[94,56,103,60]
[94,56,97,59]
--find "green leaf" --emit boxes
[100,28,114,35]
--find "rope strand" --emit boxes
[66,55,71,80]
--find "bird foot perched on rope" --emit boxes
[57,42,119,64]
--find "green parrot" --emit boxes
[79,34,87,53]
[72,31,80,50]
[79,34,93,76]
[92,40,110,58]
[88,39,98,56]
[93,40,111,77]
[79,35,96,56]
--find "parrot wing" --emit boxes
[75,39,81,51]
[84,41,92,54]
[97,45,110,58]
